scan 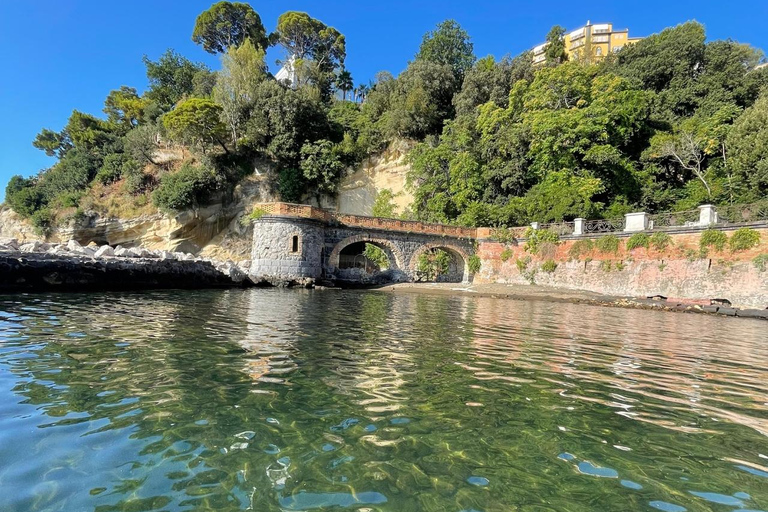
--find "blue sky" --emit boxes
[1,0,767,200]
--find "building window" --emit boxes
[291,235,299,253]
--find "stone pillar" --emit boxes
[624,212,648,232]
[698,204,717,226]
[574,218,585,236]
[251,217,324,281]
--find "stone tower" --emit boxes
[250,216,324,281]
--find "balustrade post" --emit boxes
[530,222,539,230]
[624,212,649,232]
[574,218,585,236]
[698,204,717,226]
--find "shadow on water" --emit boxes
[0,289,767,511]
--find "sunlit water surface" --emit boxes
[0,289,767,511]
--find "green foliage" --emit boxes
[5,176,43,218]
[104,86,147,127]
[363,244,389,270]
[544,26,568,65]
[95,153,128,184]
[143,50,210,111]
[192,1,268,54]
[468,254,481,274]
[240,207,267,226]
[541,259,557,273]
[600,260,613,272]
[299,139,346,195]
[626,232,651,251]
[650,232,673,251]
[515,256,531,273]
[728,227,761,252]
[753,254,768,272]
[372,189,398,218]
[152,162,223,211]
[700,229,728,253]
[162,98,227,152]
[33,128,72,158]
[416,20,475,82]
[568,239,594,260]
[500,248,513,262]
[213,39,268,147]
[30,208,55,235]
[595,235,620,254]
[728,93,768,197]
[417,249,451,281]
[615,261,626,271]
[524,228,560,254]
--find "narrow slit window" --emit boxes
[291,235,299,253]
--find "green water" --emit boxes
[0,289,767,511]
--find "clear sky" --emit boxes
[1,0,767,200]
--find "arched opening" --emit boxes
[338,241,392,273]
[328,236,406,283]
[411,245,469,283]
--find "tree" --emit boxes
[104,86,147,127]
[728,93,768,196]
[416,20,475,82]
[299,139,346,194]
[192,2,268,55]
[213,39,268,146]
[453,53,533,116]
[33,128,72,158]
[272,11,346,93]
[124,124,159,165]
[544,26,567,65]
[336,69,353,100]
[162,98,228,153]
[143,50,210,111]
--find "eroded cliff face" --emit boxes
[309,139,415,215]
[0,142,415,261]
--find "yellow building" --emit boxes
[532,21,642,65]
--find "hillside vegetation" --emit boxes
[5,2,768,235]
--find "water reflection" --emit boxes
[0,289,766,511]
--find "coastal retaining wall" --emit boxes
[476,228,768,308]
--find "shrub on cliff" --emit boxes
[568,239,594,260]
[152,162,223,211]
[541,259,557,273]
[753,254,768,272]
[728,227,761,252]
[524,228,560,255]
[700,229,728,253]
[468,254,481,274]
[626,233,650,251]
[650,232,672,251]
[595,235,620,254]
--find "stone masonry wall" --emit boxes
[251,218,325,280]
[476,227,768,308]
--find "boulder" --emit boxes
[0,238,20,251]
[94,245,115,258]
[114,247,131,257]
[66,239,83,251]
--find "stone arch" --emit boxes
[328,235,405,271]
[409,243,473,283]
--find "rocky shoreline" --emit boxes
[0,238,253,292]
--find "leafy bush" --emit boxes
[240,207,268,226]
[364,244,390,270]
[468,254,481,274]
[728,228,760,252]
[541,259,557,273]
[524,228,560,254]
[700,229,727,253]
[515,256,531,273]
[753,254,768,272]
[152,162,222,211]
[372,189,399,218]
[30,208,55,235]
[626,232,650,251]
[500,248,514,262]
[417,249,451,281]
[595,235,620,254]
[650,232,672,251]
[600,260,612,272]
[568,239,595,260]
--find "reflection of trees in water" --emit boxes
[3,290,768,511]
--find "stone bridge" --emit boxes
[250,203,478,284]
